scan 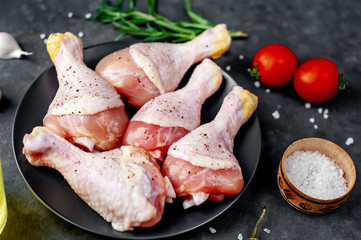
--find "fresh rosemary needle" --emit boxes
[91,0,247,42]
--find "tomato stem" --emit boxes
[249,205,267,240]
[339,74,348,90]
[248,67,260,80]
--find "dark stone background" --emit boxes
[0,0,360,239]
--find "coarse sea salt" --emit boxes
[272,110,280,119]
[84,13,92,19]
[284,150,348,200]
[345,137,354,146]
[209,226,217,234]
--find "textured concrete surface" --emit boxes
[0,0,360,239]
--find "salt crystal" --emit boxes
[265,88,271,93]
[305,103,311,109]
[239,54,244,60]
[284,150,348,199]
[254,81,261,88]
[78,32,84,38]
[225,65,231,71]
[209,226,217,234]
[237,233,243,240]
[84,13,92,19]
[345,137,354,146]
[323,109,329,119]
[309,118,315,123]
[263,228,271,234]
[39,33,46,39]
[272,110,280,119]
[314,124,318,129]
[318,108,323,114]
[67,12,73,18]
[43,38,48,44]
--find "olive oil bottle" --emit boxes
[0,160,7,234]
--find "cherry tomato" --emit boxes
[250,44,298,87]
[293,58,340,103]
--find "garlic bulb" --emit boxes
[0,32,32,59]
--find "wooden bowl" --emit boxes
[277,138,356,214]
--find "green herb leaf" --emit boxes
[91,0,247,42]
[339,74,348,90]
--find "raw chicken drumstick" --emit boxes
[44,32,129,151]
[122,59,223,161]
[162,86,258,209]
[23,126,167,232]
[95,24,231,108]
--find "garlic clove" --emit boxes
[0,32,33,59]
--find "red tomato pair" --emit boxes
[249,44,347,103]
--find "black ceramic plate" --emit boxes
[12,39,261,239]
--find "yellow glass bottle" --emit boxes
[0,159,7,234]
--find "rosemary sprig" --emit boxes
[91,0,247,42]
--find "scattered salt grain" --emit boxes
[39,33,46,39]
[309,117,315,123]
[225,65,231,71]
[284,150,348,199]
[254,81,261,88]
[239,54,244,60]
[263,228,271,234]
[265,88,270,93]
[43,38,48,44]
[318,108,323,114]
[345,137,354,146]
[67,12,73,18]
[78,32,84,38]
[237,233,243,240]
[272,110,280,119]
[85,13,92,19]
[305,102,311,109]
[323,108,329,119]
[314,124,318,129]
[209,226,217,234]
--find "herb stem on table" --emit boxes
[91,0,247,42]
[249,205,267,240]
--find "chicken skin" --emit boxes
[162,86,258,209]
[43,32,129,151]
[23,127,166,232]
[122,59,223,161]
[95,24,231,108]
